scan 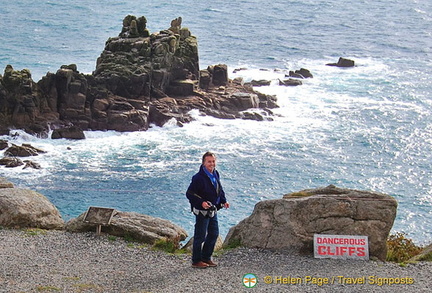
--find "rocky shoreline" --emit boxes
[0,14,357,139]
[1,229,431,293]
[0,15,279,138]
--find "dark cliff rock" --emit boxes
[0,16,278,137]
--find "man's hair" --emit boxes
[202,151,216,164]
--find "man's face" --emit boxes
[203,155,216,173]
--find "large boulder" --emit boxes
[65,210,188,245]
[224,185,397,261]
[0,178,64,229]
[0,177,14,188]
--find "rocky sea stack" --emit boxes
[0,15,278,137]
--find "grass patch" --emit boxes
[417,251,432,261]
[24,228,47,236]
[63,276,81,281]
[36,285,60,292]
[152,238,179,253]
[284,191,311,197]
[152,236,187,254]
[386,232,423,263]
[107,235,117,241]
[73,283,102,292]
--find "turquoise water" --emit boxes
[1,0,431,244]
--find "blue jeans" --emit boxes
[192,213,219,263]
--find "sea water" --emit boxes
[0,0,431,244]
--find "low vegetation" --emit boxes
[223,238,242,250]
[23,228,47,236]
[151,236,187,254]
[284,191,311,197]
[386,232,423,263]
[36,285,60,292]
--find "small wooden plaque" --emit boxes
[83,207,115,225]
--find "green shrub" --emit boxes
[386,232,423,263]
[152,236,185,254]
[223,237,242,250]
[152,238,178,253]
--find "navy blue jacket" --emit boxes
[186,165,227,210]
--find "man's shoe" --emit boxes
[203,260,217,267]
[192,261,209,268]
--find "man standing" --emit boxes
[186,152,230,268]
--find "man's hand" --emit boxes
[202,201,212,209]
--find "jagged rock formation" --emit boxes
[0,16,278,137]
[223,185,397,261]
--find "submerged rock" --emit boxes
[287,68,314,79]
[326,57,355,67]
[4,143,46,157]
[279,78,303,86]
[0,157,24,168]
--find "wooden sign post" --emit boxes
[83,207,115,235]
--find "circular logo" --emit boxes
[243,273,258,288]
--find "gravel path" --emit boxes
[0,229,431,292]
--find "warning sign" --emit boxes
[314,234,369,260]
